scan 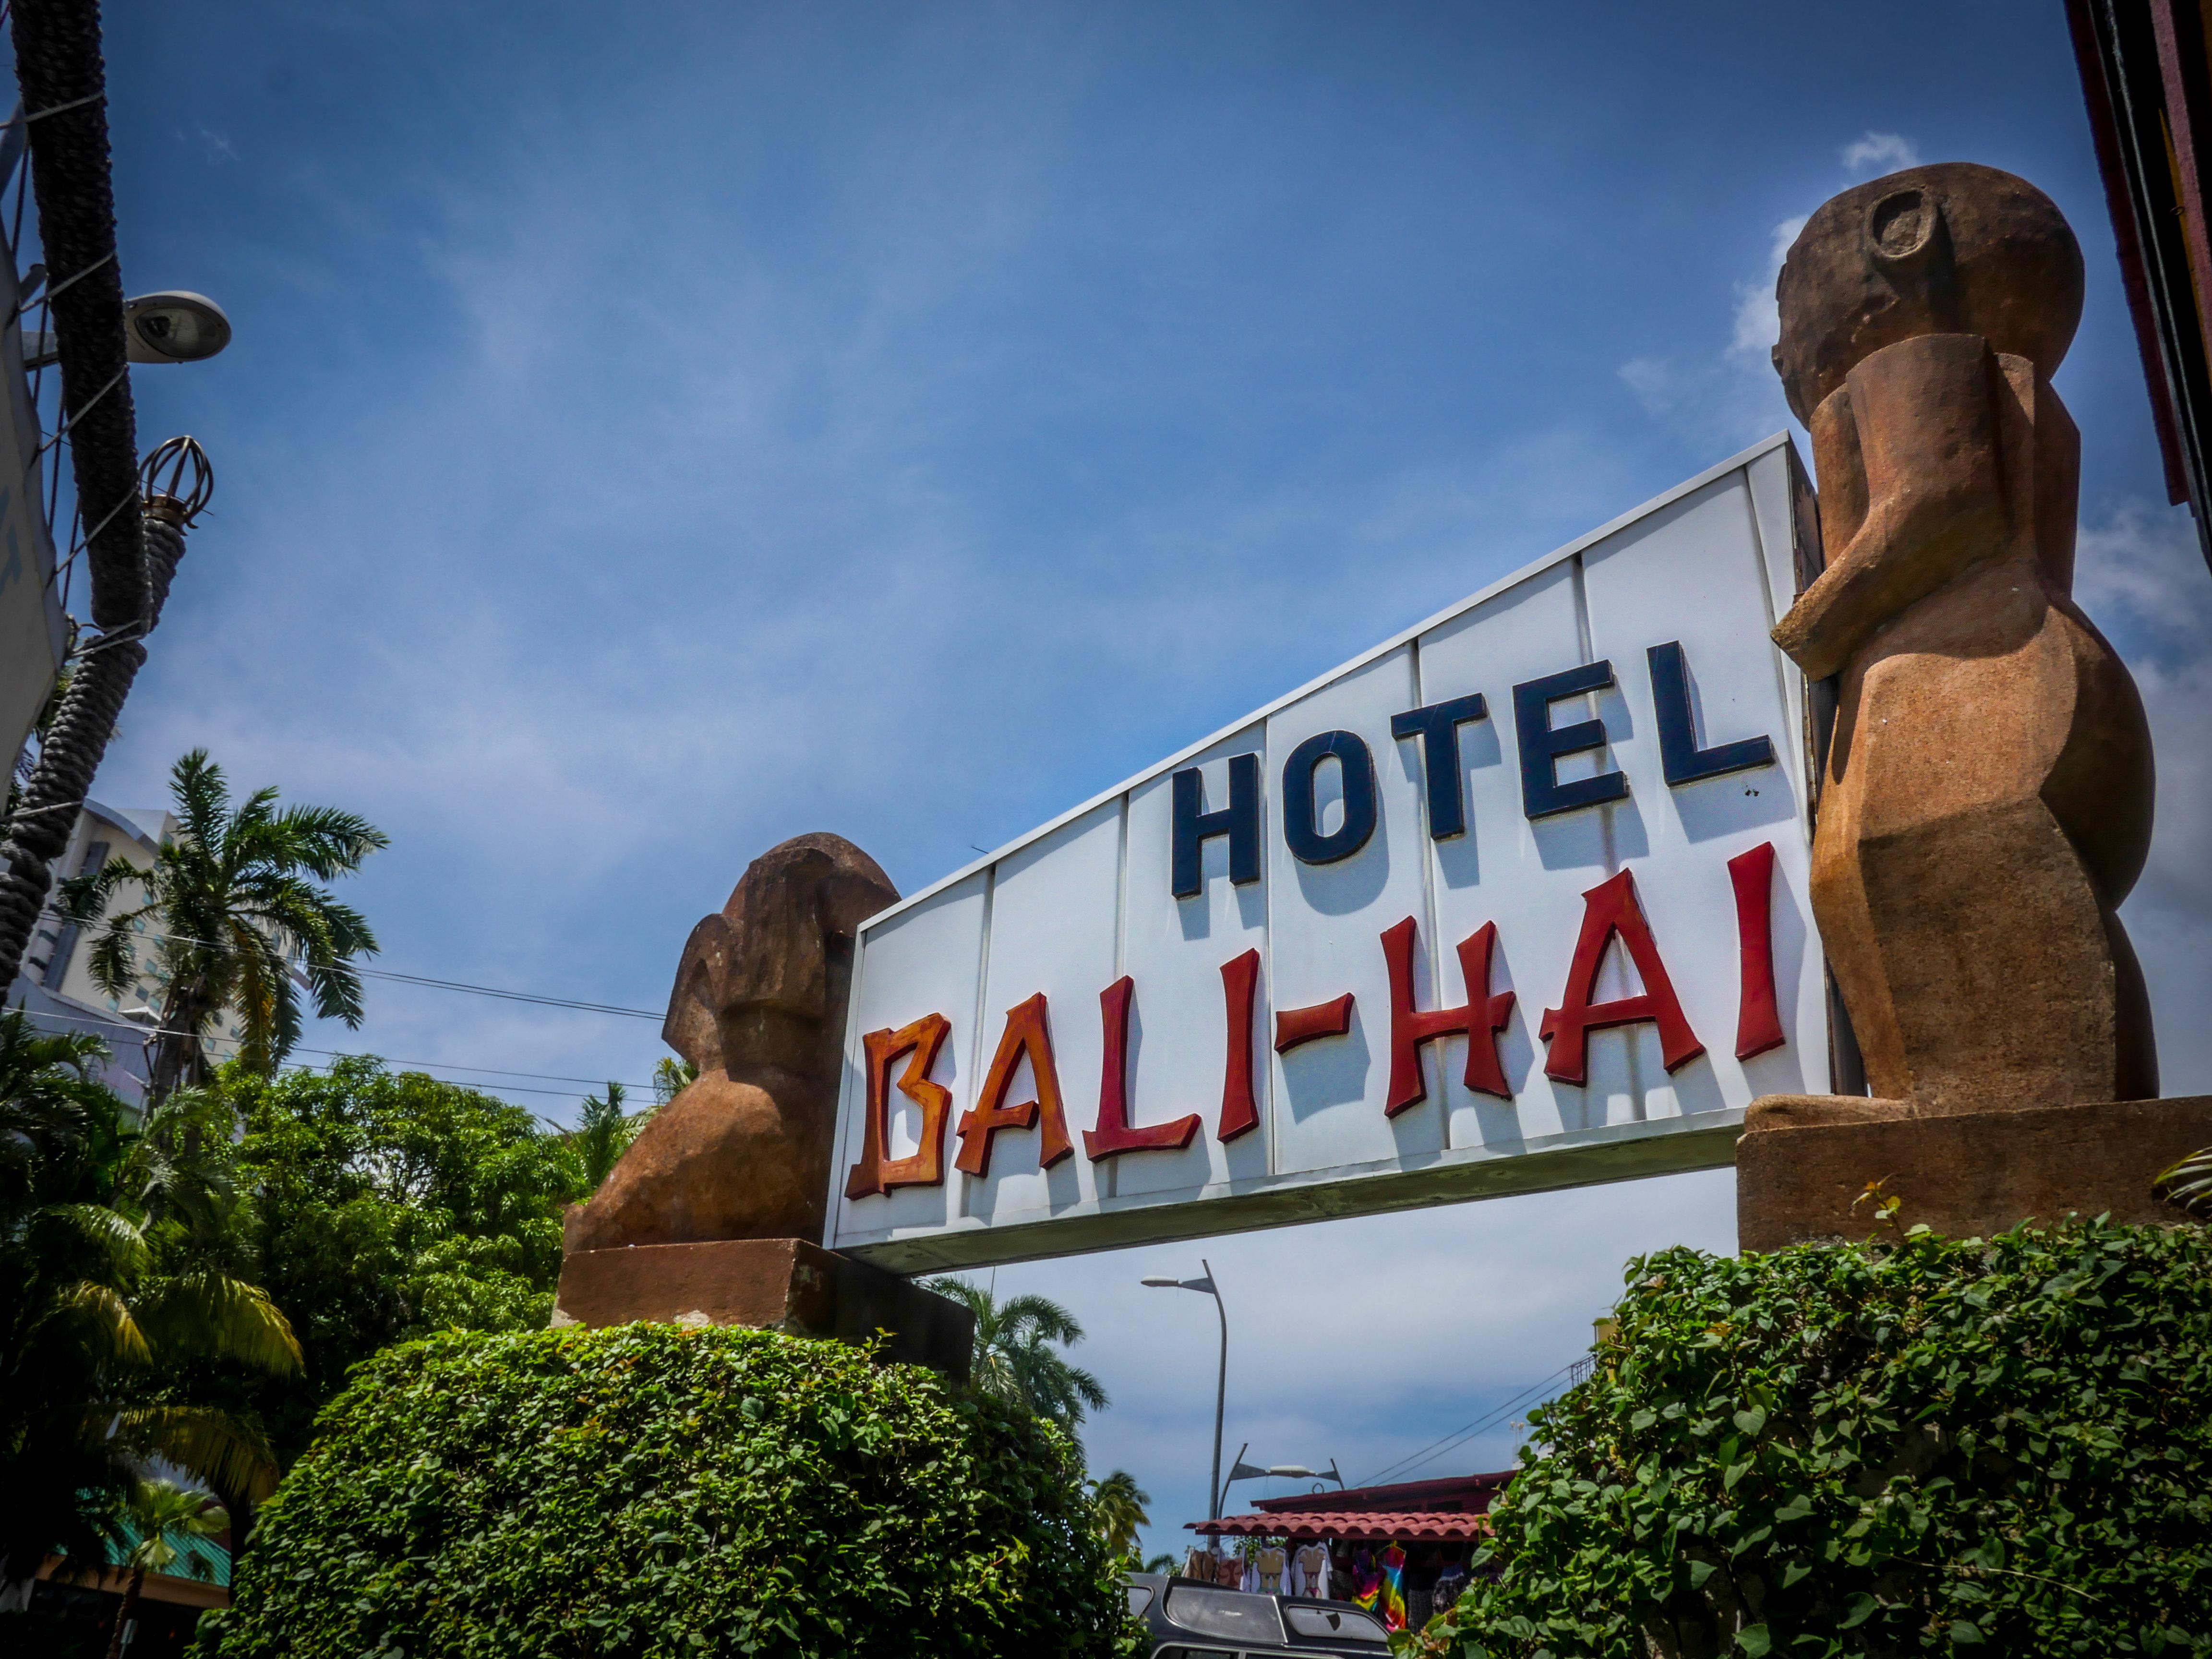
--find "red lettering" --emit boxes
[955,993,1074,1176]
[845,1012,954,1199]
[1381,916,1516,1115]
[1218,949,1262,1142]
[1274,992,1354,1053]
[1728,842,1786,1060]
[1085,976,1203,1159]
[1539,869,1703,1084]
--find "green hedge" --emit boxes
[1424,1220,2212,1659]
[195,1323,1126,1659]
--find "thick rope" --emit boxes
[0,509,185,990]
[6,0,144,631]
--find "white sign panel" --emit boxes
[829,434,1827,1271]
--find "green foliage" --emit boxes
[925,1277,1109,1448]
[0,1014,297,1582]
[2155,1148,2212,1220]
[652,1057,699,1109]
[1089,1468,1151,1562]
[570,1080,650,1189]
[110,1477,228,1582]
[1419,1220,2212,1659]
[196,1322,1130,1659]
[58,747,386,1095]
[208,1057,586,1465]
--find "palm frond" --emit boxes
[132,1270,303,1375]
[2154,1145,2212,1219]
[265,803,392,876]
[52,1281,153,1368]
[40,1202,151,1272]
[113,1406,283,1503]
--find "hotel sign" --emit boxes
[828,434,1829,1271]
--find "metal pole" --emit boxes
[1205,1257,1226,1520]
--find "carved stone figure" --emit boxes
[1766,162,2156,1118]
[563,832,898,1251]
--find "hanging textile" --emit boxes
[1379,1541,1408,1632]
[1350,1547,1382,1613]
[1292,1540,1332,1599]
[1255,1542,1289,1596]
[1431,1562,1471,1615]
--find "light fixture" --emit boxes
[123,291,231,364]
[21,290,234,371]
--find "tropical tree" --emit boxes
[923,1277,1108,1448]
[569,1081,645,1189]
[1089,1467,1152,1562]
[0,1013,298,1589]
[58,748,387,1100]
[207,1057,586,1465]
[99,1479,226,1659]
[652,1056,698,1108]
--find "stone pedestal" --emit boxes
[553,1237,974,1381]
[1737,1095,2212,1253]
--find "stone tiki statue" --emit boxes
[1767,162,2156,1119]
[565,832,898,1252]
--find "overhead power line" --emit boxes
[13,1001,656,1099]
[1354,1360,1582,1489]
[59,920,665,1021]
[352,965,661,1020]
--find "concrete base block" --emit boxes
[1736,1094,2212,1253]
[553,1237,974,1381]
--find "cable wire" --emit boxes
[40,917,664,1021]
[11,1001,655,1098]
[1354,1361,1581,1488]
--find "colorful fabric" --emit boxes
[1292,1542,1331,1599]
[1350,1547,1382,1612]
[1380,1542,1408,1631]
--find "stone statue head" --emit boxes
[662,832,898,1077]
[1771,161,2084,425]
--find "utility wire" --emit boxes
[1355,1361,1581,1488]
[44,918,664,1020]
[12,1001,655,1097]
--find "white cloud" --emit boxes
[1728,214,1810,366]
[1839,131,1921,178]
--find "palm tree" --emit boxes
[58,748,387,1099]
[0,1014,299,1587]
[652,1056,698,1108]
[99,1479,226,1659]
[923,1277,1108,1447]
[1090,1468,1152,1562]
[570,1082,645,1189]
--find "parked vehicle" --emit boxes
[1124,1574,1390,1657]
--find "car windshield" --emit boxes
[1162,1583,1287,1645]
[1284,1604,1389,1645]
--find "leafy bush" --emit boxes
[1420,1220,2212,1659]
[195,1323,1127,1659]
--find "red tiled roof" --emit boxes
[1190,1510,1494,1541]
[1250,1471,1514,1517]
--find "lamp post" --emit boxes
[1142,1261,1228,1520]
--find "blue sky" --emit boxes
[37,1,2212,1555]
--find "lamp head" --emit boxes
[123,291,231,364]
[1142,1271,1218,1293]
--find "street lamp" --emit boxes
[1142,1261,1228,1519]
[1219,1449,1346,1510]
[24,290,232,369]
